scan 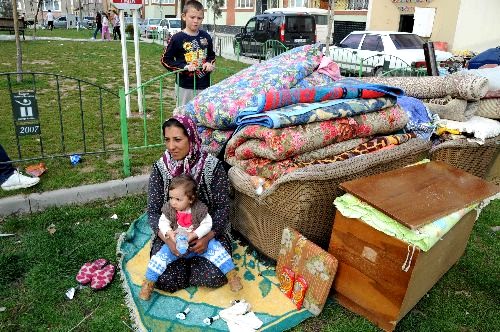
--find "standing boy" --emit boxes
[46,10,54,31]
[161,0,215,106]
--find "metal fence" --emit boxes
[0,72,120,166]
[119,66,246,176]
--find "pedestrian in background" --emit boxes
[93,11,102,39]
[47,10,54,31]
[112,11,121,40]
[102,13,111,41]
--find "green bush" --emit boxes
[125,24,134,36]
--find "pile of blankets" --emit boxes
[175,44,497,186]
[361,67,500,144]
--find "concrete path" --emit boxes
[0,175,149,217]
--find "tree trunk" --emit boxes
[12,0,23,82]
[33,0,43,37]
[325,0,335,57]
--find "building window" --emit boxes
[43,0,61,11]
[289,0,307,7]
[236,0,253,9]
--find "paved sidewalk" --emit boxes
[0,174,149,217]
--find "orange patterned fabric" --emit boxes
[277,228,338,316]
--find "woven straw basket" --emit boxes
[229,139,432,260]
[430,136,499,179]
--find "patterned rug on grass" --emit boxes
[117,213,313,331]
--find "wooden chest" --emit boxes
[328,161,499,331]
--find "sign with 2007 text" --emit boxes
[112,0,143,10]
[11,91,41,136]
[11,91,39,121]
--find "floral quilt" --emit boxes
[235,96,397,129]
[178,44,323,130]
[225,105,409,181]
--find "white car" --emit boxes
[159,18,181,39]
[140,18,163,38]
[329,31,453,76]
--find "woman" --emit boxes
[147,115,232,292]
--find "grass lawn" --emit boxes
[0,196,498,331]
[0,34,248,199]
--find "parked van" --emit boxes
[264,7,328,44]
[234,12,316,57]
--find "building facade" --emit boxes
[367,0,500,53]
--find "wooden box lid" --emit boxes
[339,161,499,229]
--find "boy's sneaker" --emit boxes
[1,170,40,191]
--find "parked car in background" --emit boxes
[53,16,69,28]
[81,16,95,29]
[264,7,328,44]
[158,18,181,39]
[234,12,316,57]
[467,46,500,69]
[123,16,144,27]
[330,31,453,76]
[139,18,163,38]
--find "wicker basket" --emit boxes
[429,136,499,179]
[229,139,432,260]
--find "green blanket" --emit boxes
[117,213,313,331]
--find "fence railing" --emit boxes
[0,72,120,166]
[233,39,289,62]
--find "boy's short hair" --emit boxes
[183,0,204,14]
[169,174,197,201]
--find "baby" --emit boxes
[140,174,242,300]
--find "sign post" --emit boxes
[112,0,143,118]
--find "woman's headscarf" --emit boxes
[162,115,208,184]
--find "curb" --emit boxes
[0,174,149,217]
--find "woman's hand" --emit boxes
[188,231,214,254]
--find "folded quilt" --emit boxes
[225,105,408,181]
[293,138,368,163]
[476,98,500,119]
[294,133,416,168]
[334,193,478,252]
[235,96,397,129]
[177,44,323,130]
[361,72,489,101]
[235,82,403,122]
[397,96,437,140]
[198,127,234,156]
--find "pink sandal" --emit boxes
[76,258,108,285]
[90,264,116,290]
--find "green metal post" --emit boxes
[119,88,131,177]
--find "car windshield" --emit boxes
[148,19,162,25]
[390,34,425,49]
[285,16,314,32]
[169,19,181,28]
